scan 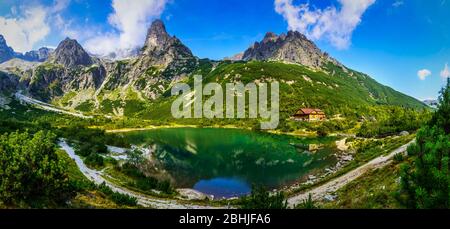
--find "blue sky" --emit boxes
[0,0,449,100]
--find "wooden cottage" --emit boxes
[293,108,326,122]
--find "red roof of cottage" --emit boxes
[296,108,325,115]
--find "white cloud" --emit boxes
[0,6,50,53]
[10,6,18,16]
[54,13,98,43]
[53,1,93,41]
[441,63,450,80]
[417,69,432,80]
[0,1,70,53]
[274,0,375,49]
[52,0,71,13]
[392,0,404,7]
[84,0,169,58]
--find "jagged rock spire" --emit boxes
[140,19,194,67]
[54,38,92,68]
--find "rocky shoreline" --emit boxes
[282,139,354,194]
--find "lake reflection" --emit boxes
[119,128,338,198]
[193,178,251,199]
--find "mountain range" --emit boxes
[0,20,426,119]
[423,99,439,108]
[0,35,53,64]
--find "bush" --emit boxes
[98,182,137,206]
[0,131,69,205]
[316,126,328,137]
[85,153,104,168]
[296,194,318,209]
[240,185,287,209]
[104,157,118,166]
[120,162,144,177]
[76,142,94,157]
[356,106,430,138]
[118,163,175,194]
[157,180,175,194]
[135,177,158,191]
[393,153,404,162]
[109,192,138,206]
[75,141,107,157]
[68,179,95,192]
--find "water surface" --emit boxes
[120,128,337,199]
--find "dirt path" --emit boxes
[287,140,415,208]
[59,140,223,209]
[15,92,92,119]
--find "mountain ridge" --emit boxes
[0,35,53,64]
[0,20,426,119]
[23,47,53,62]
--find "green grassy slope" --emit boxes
[139,61,426,122]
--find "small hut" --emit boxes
[293,108,326,122]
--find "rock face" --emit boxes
[98,20,198,101]
[53,38,93,68]
[114,19,199,100]
[140,19,195,68]
[26,63,106,101]
[224,53,244,61]
[23,20,197,103]
[23,47,53,62]
[242,31,340,69]
[0,71,19,93]
[0,35,15,64]
[23,38,104,101]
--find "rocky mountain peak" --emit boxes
[54,38,92,68]
[242,30,340,69]
[141,20,194,67]
[262,32,278,43]
[149,20,169,37]
[0,35,15,63]
[224,52,244,61]
[143,19,172,51]
[24,47,53,62]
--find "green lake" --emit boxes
[119,128,338,199]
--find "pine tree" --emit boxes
[401,79,450,209]
[430,78,450,134]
